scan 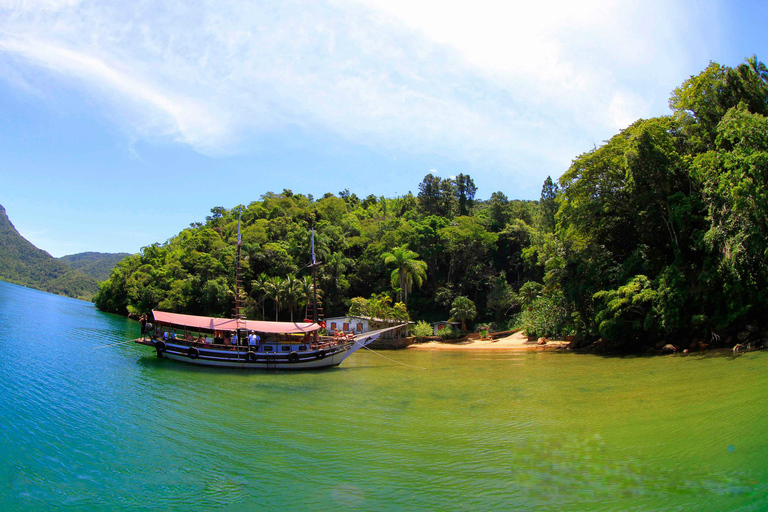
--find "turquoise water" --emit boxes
[1,280,768,510]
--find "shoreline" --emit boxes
[406,331,570,351]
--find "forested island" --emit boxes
[96,56,768,353]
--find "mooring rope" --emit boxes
[93,339,140,350]
[352,339,426,370]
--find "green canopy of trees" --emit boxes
[96,56,768,351]
[96,175,535,326]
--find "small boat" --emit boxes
[134,310,399,370]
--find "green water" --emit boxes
[1,280,767,510]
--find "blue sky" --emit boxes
[0,0,764,257]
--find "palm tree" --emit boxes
[746,54,768,82]
[281,274,303,322]
[299,275,322,320]
[264,276,283,321]
[368,293,392,321]
[381,245,427,307]
[251,272,269,319]
[450,296,477,332]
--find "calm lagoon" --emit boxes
[1,280,767,510]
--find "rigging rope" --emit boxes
[352,339,426,370]
[93,339,140,349]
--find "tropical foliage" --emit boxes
[94,55,768,352]
[95,177,537,323]
[381,245,427,306]
[411,320,434,338]
[449,296,477,332]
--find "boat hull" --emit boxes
[144,340,352,370]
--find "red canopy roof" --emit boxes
[152,310,320,334]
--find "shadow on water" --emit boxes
[580,346,762,361]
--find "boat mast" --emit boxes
[309,227,322,324]
[234,208,244,321]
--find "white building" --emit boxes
[324,315,412,339]
[324,316,369,335]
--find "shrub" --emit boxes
[519,291,570,338]
[439,325,464,340]
[476,322,493,338]
[411,320,433,338]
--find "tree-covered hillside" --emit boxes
[59,252,132,282]
[96,56,768,351]
[525,55,768,350]
[95,176,540,321]
[0,205,100,300]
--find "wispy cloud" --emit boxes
[0,0,722,191]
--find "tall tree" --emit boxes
[381,245,427,307]
[487,191,511,232]
[417,173,444,216]
[264,276,283,321]
[281,274,303,322]
[454,174,477,216]
[299,275,321,320]
[537,176,559,233]
[746,54,768,82]
[251,272,269,319]
[450,296,477,332]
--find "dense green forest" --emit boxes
[96,56,768,352]
[0,205,100,300]
[59,252,132,282]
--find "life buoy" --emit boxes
[155,340,167,353]
[319,321,326,329]
[316,350,326,360]
[288,352,299,363]
[246,351,257,362]
[188,347,199,359]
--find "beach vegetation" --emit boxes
[411,321,433,338]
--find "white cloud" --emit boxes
[0,0,722,190]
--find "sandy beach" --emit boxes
[406,330,570,350]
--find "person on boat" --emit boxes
[232,332,238,347]
[139,314,147,336]
[197,334,205,345]
[185,333,193,342]
[163,331,169,341]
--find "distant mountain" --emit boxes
[59,252,131,282]
[0,204,100,300]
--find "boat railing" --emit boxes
[149,333,345,352]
